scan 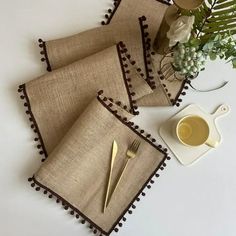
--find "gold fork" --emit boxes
[106,139,141,208]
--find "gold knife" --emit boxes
[103,140,118,213]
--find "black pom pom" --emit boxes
[76,214,80,219]
[98,90,104,95]
[28,177,33,182]
[123,217,126,222]
[155,173,160,178]
[35,187,40,191]
[141,16,146,21]
[31,183,35,187]
[44,190,48,194]
[48,194,53,199]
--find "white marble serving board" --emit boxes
[159,104,230,166]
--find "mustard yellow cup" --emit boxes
[174,115,219,148]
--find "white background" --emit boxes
[0,0,236,236]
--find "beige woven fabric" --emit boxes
[40,0,186,107]
[35,95,167,234]
[25,44,152,154]
[46,20,142,71]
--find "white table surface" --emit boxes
[0,1,236,235]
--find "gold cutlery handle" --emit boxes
[103,140,118,213]
[107,159,129,207]
[103,163,114,213]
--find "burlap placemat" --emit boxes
[18,43,154,158]
[28,92,170,235]
[39,0,189,107]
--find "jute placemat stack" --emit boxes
[17,0,187,235]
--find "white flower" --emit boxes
[167,16,195,47]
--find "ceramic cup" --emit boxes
[174,115,219,148]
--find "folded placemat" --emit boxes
[28,92,170,235]
[39,18,171,107]
[38,0,188,107]
[18,43,155,158]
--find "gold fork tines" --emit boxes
[106,139,141,208]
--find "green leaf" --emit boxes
[206,18,236,28]
[208,13,236,22]
[213,0,236,10]
[204,23,236,33]
[212,7,235,16]
[190,38,201,46]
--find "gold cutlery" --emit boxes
[103,140,118,213]
[106,139,141,208]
